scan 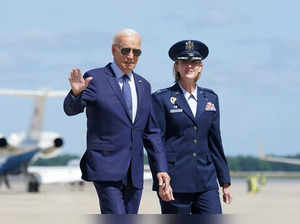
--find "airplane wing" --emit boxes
[0,149,41,175]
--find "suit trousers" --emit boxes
[158,189,222,214]
[93,165,142,214]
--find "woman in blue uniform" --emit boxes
[152,40,232,214]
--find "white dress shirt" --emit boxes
[111,61,137,122]
[178,82,198,117]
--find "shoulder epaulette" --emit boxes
[154,88,168,95]
[200,87,217,96]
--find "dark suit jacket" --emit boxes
[63,63,167,189]
[151,83,231,192]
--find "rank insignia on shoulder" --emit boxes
[205,102,216,111]
[155,88,167,94]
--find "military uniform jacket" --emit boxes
[151,83,230,193]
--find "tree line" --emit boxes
[227,154,300,171]
[32,154,300,171]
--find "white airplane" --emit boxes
[28,160,83,184]
[258,142,300,165]
[0,89,84,192]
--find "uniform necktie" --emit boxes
[122,75,132,120]
[188,94,197,117]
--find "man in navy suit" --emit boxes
[63,29,173,214]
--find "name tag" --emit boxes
[170,108,183,113]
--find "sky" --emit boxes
[0,0,299,156]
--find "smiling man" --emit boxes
[63,29,173,214]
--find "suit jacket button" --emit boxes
[193,139,197,144]
[192,153,197,157]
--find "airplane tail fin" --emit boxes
[0,89,67,141]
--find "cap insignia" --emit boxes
[185,40,194,51]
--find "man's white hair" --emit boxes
[112,29,141,45]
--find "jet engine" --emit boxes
[39,137,64,159]
[0,136,8,148]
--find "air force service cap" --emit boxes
[168,40,209,61]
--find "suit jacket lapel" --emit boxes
[104,64,132,121]
[171,83,197,125]
[133,73,143,124]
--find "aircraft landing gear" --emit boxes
[27,173,40,193]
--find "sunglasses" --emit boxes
[119,47,142,57]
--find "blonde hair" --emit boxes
[173,64,181,82]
